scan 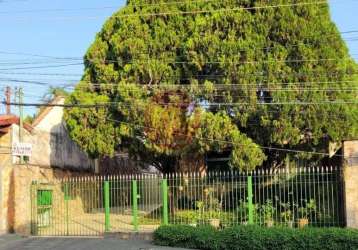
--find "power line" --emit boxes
[20,89,358,99]
[0,0,220,15]
[76,80,358,88]
[0,50,78,60]
[1,41,357,65]
[3,100,358,109]
[0,78,56,86]
[0,72,83,77]
[0,63,83,71]
[0,5,119,14]
[1,78,358,99]
[2,77,358,95]
[0,77,78,83]
[1,69,357,79]
[16,95,358,106]
[0,59,78,66]
[0,1,334,22]
[2,95,356,129]
[106,117,354,158]
[0,0,220,14]
[0,56,357,71]
[3,95,352,122]
[9,86,357,108]
[85,57,358,66]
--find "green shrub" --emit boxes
[154,225,225,249]
[154,225,221,250]
[171,210,235,227]
[153,225,197,249]
[153,225,358,250]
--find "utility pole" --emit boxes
[5,86,11,115]
[16,87,24,164]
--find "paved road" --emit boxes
[0,235,190,250]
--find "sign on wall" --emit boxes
[12,142,32,157]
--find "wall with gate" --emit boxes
[1,141,357,236]
[11,165,85,235]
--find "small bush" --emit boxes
[171,210,235,226]
[153,225,358,250]
[154,225,221,250]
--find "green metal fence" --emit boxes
[30,166,344,236]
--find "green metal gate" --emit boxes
[31,176,168,236]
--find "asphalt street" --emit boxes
[0,235,190,250]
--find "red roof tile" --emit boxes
[0,115,33,132]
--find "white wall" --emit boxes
[34,98,65,133]
[11,99,94,170]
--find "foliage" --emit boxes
[199,187,221,212]
[64,87,120,158]
[193,112,266,170]
[172,195,323,227]
[43,86,69,101]
[65,0,358,170]
[172,210,234,226]
[136,216,161,225]
[154,225,358,250]
[260,199,276,222]
[280,202,296,223]
[24,115,35,124]
[298,199,317,219]
[154,225,220,250]
[236,200,260,224]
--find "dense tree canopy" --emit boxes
[64,0,358,172]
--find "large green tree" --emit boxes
[64,0,358,172]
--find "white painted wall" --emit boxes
[34,98,65,133]
[11,98,94,170]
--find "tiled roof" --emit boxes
[0,114,32,133]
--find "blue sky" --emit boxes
[0,0,357,115]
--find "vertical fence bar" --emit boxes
[257,170,261,226]
[30,182,37,235]
[162,179,169,225]
[104,180,110,232]
[247,175,254,225]
[132,180,139,232]
[64,182,69,236]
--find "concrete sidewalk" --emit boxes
[0,235,191,250]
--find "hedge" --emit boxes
[153,225,358,250]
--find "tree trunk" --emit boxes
[178,154,207,176]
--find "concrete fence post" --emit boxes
[343,140,358,228]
